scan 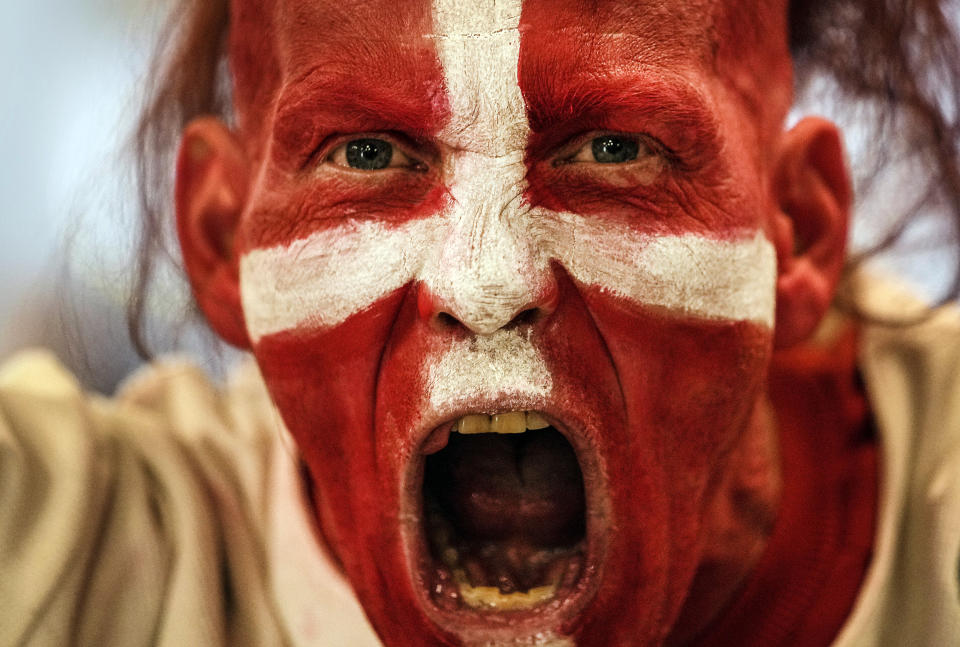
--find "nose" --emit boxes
[418,181,557,334]
[417,276,558,334]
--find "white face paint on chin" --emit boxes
[468,634,575,647]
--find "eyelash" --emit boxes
[314,132,669,173]
[555,132,668,167]
[315,134,427,172]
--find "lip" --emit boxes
[400,401,610,643]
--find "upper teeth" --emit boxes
[454,411,550,435]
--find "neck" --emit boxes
[667,395,783,646]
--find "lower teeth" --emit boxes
[455,573,558,610]
[426,503,584,611]
[422,425,587,612]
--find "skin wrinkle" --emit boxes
[673,181,739,233]
[523,68,722,151]
[373,285,414,465]
[533,173,734,237]
[229,0,281,146]
[521,0,717,66]
[545,257,631,425]
[710,1,793,152]
[247,164,446,246]
[426,149,543,332]
[422,2,540,334]
[523,77,734,227]
[273,68,445,149]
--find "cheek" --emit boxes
[584,288,772,490]
[577,290,772,633]
[250,290,410,559]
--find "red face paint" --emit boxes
[228,1,792,644]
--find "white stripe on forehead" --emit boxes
[430,0,526,155]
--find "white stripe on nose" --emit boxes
[419,150,555,334]
[420,0,554,334]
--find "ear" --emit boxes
[175,117,252,349]
[770,117,852,349]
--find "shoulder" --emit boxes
[836,275,960,646]
[0,348,282,520]
[854,274,960,467]
[0,350,289,646]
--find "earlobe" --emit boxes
[771,117,852,349]
[175,117,252,349]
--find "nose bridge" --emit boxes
[421,151,553,335]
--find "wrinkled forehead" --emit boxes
[276,0,717,65]
[230,0,790,142]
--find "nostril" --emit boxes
[508,281,560,329]
[508,307,541,328]
[417,274,559,334]
[436,312,461,329]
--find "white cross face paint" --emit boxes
[239,215,776,343]
[232,1,794,646]
[238,0,777,345]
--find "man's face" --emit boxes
[233,1,787,644]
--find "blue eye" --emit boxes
[345,138,394,170]
[590,136,639,164]
[566,134,656,166]
[328,136,421,172]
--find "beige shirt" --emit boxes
[834,278,960,647]
[0,353,379,646]
[0,279,957,646]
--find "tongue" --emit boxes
[432,430,585,547]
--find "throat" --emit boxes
[423,427,587,609]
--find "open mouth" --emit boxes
[407,410,602,633]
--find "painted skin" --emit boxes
[176,0,852,645]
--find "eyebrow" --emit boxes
[273,65,447,143]
[521,68,723,159]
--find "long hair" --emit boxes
[129,0,960,356]
[128,0,230,357]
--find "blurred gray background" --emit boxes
[0,0,228,392]
[0,0,957,393]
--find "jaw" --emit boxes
[254,280,773,646]
[371,289,692,645]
